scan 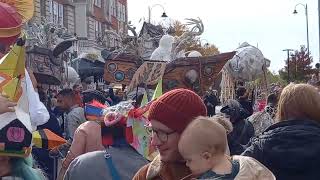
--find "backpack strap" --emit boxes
[104,150,121,180]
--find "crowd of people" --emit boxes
[1,79,320,180]
[2,1,320,179]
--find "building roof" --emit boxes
[139,22,164,38]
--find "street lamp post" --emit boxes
[318,0,320,63]
[293,3,310,58]
[283,49,295,83]
[148,4,168,24]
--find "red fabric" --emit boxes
[102,134,113,146]
[0,2,22,45]
[258,100,266,112]
[88,100,108,108]
[148,88,207,133]
[126,127,133,143]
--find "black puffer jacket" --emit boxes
[242,119,320,180]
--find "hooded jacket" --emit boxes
[232,156,275,180]
[243,119,320,180]
[133,155,192,180]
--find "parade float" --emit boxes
[103,18,236,96]
[25,18,78,87]
[220,42,271,108]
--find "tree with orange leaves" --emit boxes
[168,20,219,56]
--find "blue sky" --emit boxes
[128,0,319,72]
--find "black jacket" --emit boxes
[203,94,219,116]
[237,98,253,117]
[242,119,320,180]
[228,119,254,155]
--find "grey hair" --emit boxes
[226,99,241,110]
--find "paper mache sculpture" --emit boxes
[224,42,270,82]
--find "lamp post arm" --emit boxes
[148,4,166,24]
[294,3,306,10]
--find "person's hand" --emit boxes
[0,95,16,114]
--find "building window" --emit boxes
[95,20,102,38]
[49,0,64,25]
[112,0,116,16]
[117,2,120,20]
[40,0,46,17]
[122,5,126,22]
[94,0,102,8]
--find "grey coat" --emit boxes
[64,146,149,180]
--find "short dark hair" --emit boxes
[73,84,80,90]
[267,93,278,105]
[236,87,247,98]
[57,89,75,98]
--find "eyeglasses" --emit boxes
[145,125,175,142]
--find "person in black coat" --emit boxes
[236,87,253,117]
[221,99,254,155]
[32,90,62,180]
[242,83,320,180]
[203,90,219,116]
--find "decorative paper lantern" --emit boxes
[0,0,34,46]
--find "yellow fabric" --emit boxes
[151,79,162,100]
[0,0,34,23]
[0,40,25,77]
[32,130,42,149]
[0,25,22,38]
[141,92,148,107]
[2,77,19,101]
[0,37,25,102]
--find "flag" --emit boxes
[140,92,148,107]
[151,78,162,101]
[33,129,66,150]
[85,100,108,121]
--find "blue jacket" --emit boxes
[242,119,320,180]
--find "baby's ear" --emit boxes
[202,152,212,160]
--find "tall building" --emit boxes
[31,0,128,54]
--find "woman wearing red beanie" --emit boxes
[133,88,207,180]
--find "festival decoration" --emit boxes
[126,61,166,94]
[0,36,33,158]
[33,129,66,150]
[150,18,204,62]
[224,42,270,82]
[127,79,163,160]
[0,0,33,45]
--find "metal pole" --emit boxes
[283,49,294,83]
[318,0,320,63]
[306,4,310,58]
[287,50,290,82]
[148,6,151,23]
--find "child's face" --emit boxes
[181,151,213,176]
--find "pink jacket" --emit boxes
[62,121,105,168]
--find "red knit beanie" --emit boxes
[148,88,207,133]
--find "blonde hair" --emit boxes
[276,83,320,122]
[179,116,232,156]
